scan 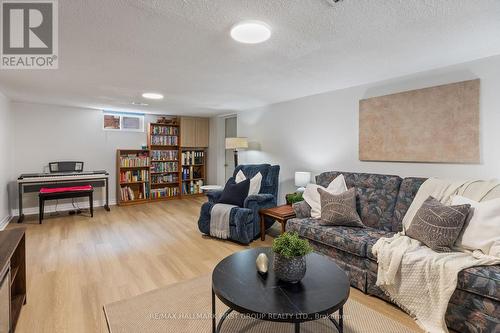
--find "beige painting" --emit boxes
[359,79,480,163]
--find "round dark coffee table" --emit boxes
[211,247,349,333]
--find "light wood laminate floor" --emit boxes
[7,198,421,332]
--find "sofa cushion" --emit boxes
[391,177,427,232]
[286,217,392,257]
[366,231,395,262]
[457,265,500,302]
[446,299,500,333]
[316,171,402,231]
[309,239,369,292]
[449,288,499,319]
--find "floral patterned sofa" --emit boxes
[287,171,499,333]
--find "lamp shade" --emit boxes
[295,172,311,187]
[225,137,248,150]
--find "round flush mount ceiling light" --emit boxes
[142,92,164,100]
[230,21,271,44]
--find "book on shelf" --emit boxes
[182,166,202,180]
[151,150,178,161]
[120,184,149,201]
[181,150,204,165]
[150,186,179,199]
[150,135,178,146]
[120,186,135,201]
[120,152,150,167]
[151,125,179,135]
[182,179,204,195]
[151,161,178,173]
[120,169,149,183]
[151,173,178,184]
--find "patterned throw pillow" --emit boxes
[318,187,364,227]
[406,196,470,252]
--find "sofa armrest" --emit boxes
[206,190,223,203]
[293,200,311,218]
[243,193,275,207]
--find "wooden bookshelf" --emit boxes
[115,118,209,204]
[181,148,206,196]
[148,123,181,200]
[116,149,151,205]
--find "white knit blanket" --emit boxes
[373,234,500,333]
[209,203,236,239]
[372,178,500,333]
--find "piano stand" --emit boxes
[104,178,110,212]
[18,182,24,223]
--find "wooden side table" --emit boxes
[259,205,296,241]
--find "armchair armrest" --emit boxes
[292,200,311,218]
[243,193,275,207]
[206,190,223,203]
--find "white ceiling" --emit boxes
[1,0,500,115]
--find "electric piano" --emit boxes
[17,170,110,223]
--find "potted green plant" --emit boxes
[272,232,313,283]
[285,192,304,205]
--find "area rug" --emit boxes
[104,275,418,333]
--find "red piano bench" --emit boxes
[38,185,94,224]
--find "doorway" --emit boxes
[224,116,237,180]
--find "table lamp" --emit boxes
[225,137,248,167]
[295,172,311,192]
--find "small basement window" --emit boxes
[103,112,144,132]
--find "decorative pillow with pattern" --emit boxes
[303,174,347,218]
[318,187,364,227]
[406,196,470,252]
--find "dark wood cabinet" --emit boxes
[0,228,26,332]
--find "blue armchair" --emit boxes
[198,164,280,244]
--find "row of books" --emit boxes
[119,184,148,201]
[150,135,178,146]
[151,125,179,135]
[120,153,150,167]
[151,150,178,161]
[181,151,204,165]
[151,174,178,184]
[120,170,149,183]
[150,187,179,199]
[182,166,202,180]
[151,161,178,173]
[182,180,204,195]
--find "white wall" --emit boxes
[238,55,500,203]
[9,103,167,214]
[0,92,12,228]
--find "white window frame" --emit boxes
[103,112,144,132]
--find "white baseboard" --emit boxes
[0,215,12,230]
[11,199,116,218]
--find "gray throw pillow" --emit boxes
[406,196,470,252]
[318,187,364,227]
